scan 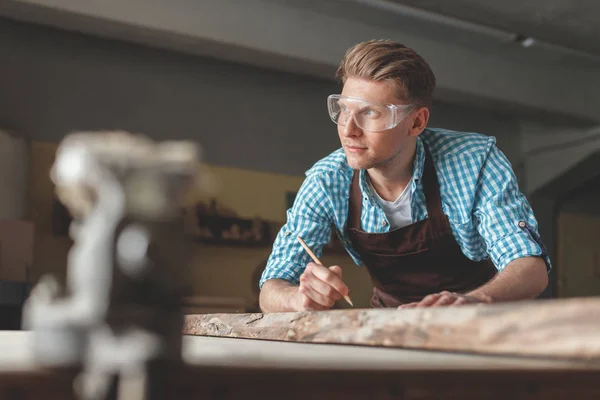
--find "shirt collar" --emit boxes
[413,135,425,183]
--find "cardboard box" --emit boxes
[0,220,34,282]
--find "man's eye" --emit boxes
[362,109,379,118]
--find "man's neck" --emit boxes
[367,143,416,202]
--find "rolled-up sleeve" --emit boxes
[259,174,335,288]
[473,144,551,272]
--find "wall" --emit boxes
[553,178,600,298]
[0,17,338,177]
[520,120,600,300]
[27,142,72,285]
[0,130,31,329]
[0,17,526,172]
[0,130,28,219]
[556,212,600,298]
[521,121,600,194]
[561,191,600,216]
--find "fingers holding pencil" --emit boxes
[297,237,354,308]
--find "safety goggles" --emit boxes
[327,94,414,132]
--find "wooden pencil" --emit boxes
[297,236,353,307]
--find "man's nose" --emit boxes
[340,115,362,137]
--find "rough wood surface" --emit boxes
[183,297,600,361]
[2,332,594,372]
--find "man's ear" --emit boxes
[408,107,430,137]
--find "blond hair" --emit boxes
[336,40,436,109]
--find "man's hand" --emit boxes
[396,257,548,310]
[398,291,492,309]
[294,262,350,311]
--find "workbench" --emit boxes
[1,297,599,399]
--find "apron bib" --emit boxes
[346,146,497,307]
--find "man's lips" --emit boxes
[346,145,367,153]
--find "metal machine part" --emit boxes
[22,131,204,399]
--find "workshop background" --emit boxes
[0,0,599,326]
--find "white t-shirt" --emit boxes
[367,178,412,230]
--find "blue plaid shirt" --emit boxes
[260,128,551,288]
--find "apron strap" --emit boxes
[422,146,444,218]
[348,170,362,230]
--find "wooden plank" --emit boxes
[183,297,600,362]
[180,336,597,370]
[2,332,593,373]
[1,332,599,398]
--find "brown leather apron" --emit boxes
[346,146,497,308]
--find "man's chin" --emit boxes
[346,156,371,170]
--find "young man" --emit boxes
[259,40,550,312]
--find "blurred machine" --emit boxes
[21,131,203,400]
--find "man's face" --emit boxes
[337,77,416,170]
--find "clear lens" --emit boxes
[327,95,411,132]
